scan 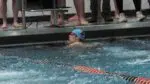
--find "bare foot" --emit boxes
[73,20,81,26]
[12,23,23,28]
[68,15,79,21]
[80,19,88,25]
[1,23,8,29]
[114,15,119,19]
[67,19,88,26]
[65,20,80,26]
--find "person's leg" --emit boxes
[68,15,78,21]
[102,0,113,21]
[68,0,78,21]
[56,0,66,8]
[113,0,119,19]
[115,0,123,13]
[12,0,21,27]
[90,0,98,19]
[148,0,150,6]
[73,0,88,25]
[133,0,141,12]
[116,0,127,22]
[133,0,145,21]
[0,0,7,28]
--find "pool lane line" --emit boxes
[32,60,150,84]
[73,65,150,84]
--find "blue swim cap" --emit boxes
[71,28,85,40]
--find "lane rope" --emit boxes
[73,65,150,84]
[33,60,150,84]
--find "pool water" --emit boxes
[0,39,150,84]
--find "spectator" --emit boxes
[0,0,22,29]
[148,0,150,9]
[113,0,119,19]
[116,0,146,22]
[68,0,88,25]
[90,0,113,23]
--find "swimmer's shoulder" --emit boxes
[67,42,84,48]
[66,42,103,49]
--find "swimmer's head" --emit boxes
[69,28,85,43]
[71,28,85,40]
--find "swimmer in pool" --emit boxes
[67,28,102,48]
[67,28,85,48]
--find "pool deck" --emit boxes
[1,17,150,47]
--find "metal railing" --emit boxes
[21,0,26,29]
[20,0,103,29]
[97,0,103,24]
[21,0,69,29]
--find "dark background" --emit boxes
[26,0,66,9]
[27,0,55,9]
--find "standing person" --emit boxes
[68,0,88,25]
[0,0,22,29]
[148,0,150,8]
[116,0,146,22]
[113,0,119,19]
[90,0,113,23]
[73,0,88,25]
